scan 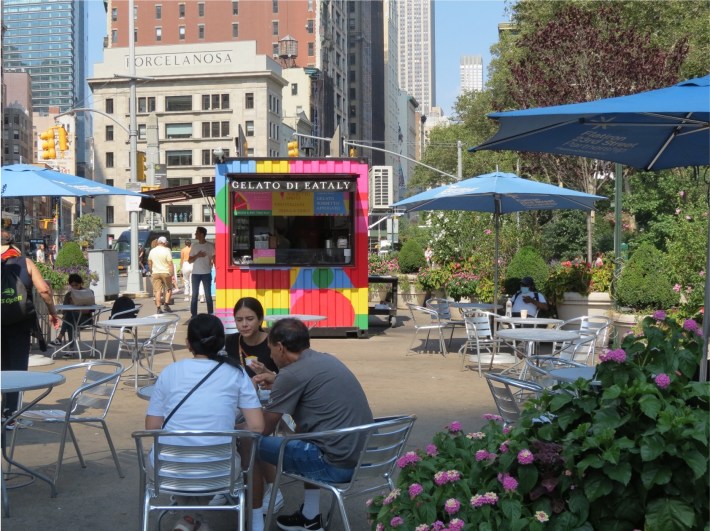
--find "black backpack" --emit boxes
[110,295,138,319]
[1,256,36,326]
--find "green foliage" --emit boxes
[504,247,548,295]
[397,240,425,274]
[73,214,104,249]
[547,259,592,307]
[616,243,679,311]
[368,254,399,277]
[416,267,451,293]
[35,261,68,294]
[55,241,87,269]
[539,210,589,261]
[590,252,614,293]
[446,270,480,302]
[370,314,709,530]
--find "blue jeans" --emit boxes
[258,436,354,483]
[190,272,213,317]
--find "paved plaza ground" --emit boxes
[2,296,500,530]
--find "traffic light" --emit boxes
[136,151,146,182]
[57,126,69,151]
[349,147,357,157]
[39,128,56,160]
[287,139,299,157]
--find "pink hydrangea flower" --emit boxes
[475,449,490,461]
[683,319,702,336]
[409,483,424,498]
[482,413,503,421]
[390,516,404,527]
[397,451,421,468]
[499,440,509,453]
[383,488,401,505]
[673,283,682,292]
[655,373,671,389]
[426,444,438,456]
[466,432,486,440]
[444,498,461,514]
[414,525,430,531]
[599,348,627,363]
[365,498,372,507]
[448,519,465,531]
[652,310,666,321]
[535,511,550,523]
[517,449,534,465]
[497,473,518,491]
[431,521,446,531]
[502,426,511,434]
[484,229,492,235]
[375,524,385,531]
[447,421,462,433]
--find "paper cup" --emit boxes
[520,309,528,318]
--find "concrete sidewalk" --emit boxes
[3,296,498,530]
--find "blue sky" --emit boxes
[86,0,508,116]
[434,0,508,115]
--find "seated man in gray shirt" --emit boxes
[252,318,373,531]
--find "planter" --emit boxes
[611,311,646,339]
[368,286,390,303]
[397,275,427,309]
[555,291,613,321]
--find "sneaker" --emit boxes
[262,485,285,513]
[50,338,63,346]
[199,297,205,303]
[276,507,323,531]
[156,307,164,314]
[184,297,190,301]
[208,493,228,506]
[163,304,172,313]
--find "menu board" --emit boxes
[272,192,314,216]
[234,191,350,216]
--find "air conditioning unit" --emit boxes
[369,166,393,210]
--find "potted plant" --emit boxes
[447,271,479,302]
[548,258,614,320]
[369,254,400,302]
[369,313,708,530]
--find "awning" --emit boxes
[140,181,215,213]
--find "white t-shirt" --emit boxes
[147,358,260,446]
[189,241,215,275]
[511,290,547,316]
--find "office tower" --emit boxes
[397,0,435,116]
[460,55,483,93]
[1,0,89,176]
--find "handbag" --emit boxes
[162,361,224,429]
[70,288,96,306]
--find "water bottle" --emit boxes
[505,297,512,317]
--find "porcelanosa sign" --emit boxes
[125,51,233,68]
[230,179,355,192]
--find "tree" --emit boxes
[73,214,104,249]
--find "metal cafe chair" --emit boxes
[406,303,451,355]
[484,372,544,427]
[264,415,417,531]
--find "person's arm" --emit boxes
[241,407,265,434]
[534,293,549,312]
[26,258,60,329]
[262,410,284,435]
[145,415,163,430]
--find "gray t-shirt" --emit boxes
[266,348,373,468]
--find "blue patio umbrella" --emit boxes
[470,75,710,170]
[471,75,710,380]
[393,171,605,305]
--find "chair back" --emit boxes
[556,334,596,364]
[407,303,443,328]
[484,372,543,425]
[464,313,495,341]
[426,298,452,320]
[111,295,139,319]
[54,360,123,419]
[146,313,179,345]
[525,356,585,388]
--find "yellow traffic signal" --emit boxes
[349,147,357,157]
[57,126,69,151]
[40,128,56,160]
[287,139,299,157]
[136,151,146,182]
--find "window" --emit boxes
[201,150,212,165]
[165,123,193,139]
[155,5,161,19]
[106,99,114,114]
[167,178,192,187]
[201,122,229,138]
[232,1,238,15]
[198,2,205,16]
[245,121,254,136]
[106,125,114,141]
[245,93,254,109]
[179,26,185,40]
[272,43,279,56]
[308,42,314,56]
[134,29,138,43]
[272,21,278,35]
[138,124,146,140]
[111,7,118,21]
[166,206,193,223]
[179,3,185,17]
[291,83,298,96]
[232,23,238,38]
[156,27,162,41]
[166,150,193,166]
[198,25,204,39]
[106,179,114,187]
[165,95,192,112]
[111,29,118,44]
[138,97,156,113]
[106,152,114,168]
[106,206,114,224]
[306,19,314,33]
[272,0,278,13]
[201,94,229,110]
[202,205,214,223]
[221,94,230,109]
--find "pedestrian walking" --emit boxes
[188,227,215,320]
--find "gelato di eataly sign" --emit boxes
[230,179,355,192]
[126,51,233,68]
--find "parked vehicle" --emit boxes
[113,229,170,271]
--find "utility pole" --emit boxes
[146,113,159,229]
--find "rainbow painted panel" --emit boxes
[214,158,369,330]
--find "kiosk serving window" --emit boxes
[229,176,355,266]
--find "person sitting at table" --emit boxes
[50,274,94,346]
[145,314,265,531]
[225,297,278,378]
[510,276,549,317]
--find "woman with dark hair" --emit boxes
[51,273,94,347]
[145,314,264,531]
[225,297,278,378]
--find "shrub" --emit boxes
[504,246,548,295]
[591,251,614,292]
[616,243,679,311]
[398,240,426,274]
[547,259,592,307]
[417,267,451,292]
[35,262,68,294]
[369,254,399,276]
[447,271,479,302]
[55,241,87,269]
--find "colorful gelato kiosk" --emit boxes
[214,157,370,336]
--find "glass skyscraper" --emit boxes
[2,0,88,174]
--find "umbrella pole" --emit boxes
[493,210,500,308]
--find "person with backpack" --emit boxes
[1,230,60,421]
[510,276,549,317]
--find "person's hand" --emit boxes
[253,372,275,389]
[249,360,269,374]
[523,295,532,304]
[49,314,60,330]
